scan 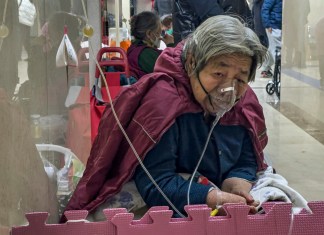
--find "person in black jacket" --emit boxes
[220,0,254,29]
[252,0,268,48]
[172,0,254,45]
[172,0,224,45]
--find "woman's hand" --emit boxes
[206,189,246,208]
[206,189,258,215]
[207,189,250,215]
[221,178,259,214]
[234,190,259,214]
[162,33,174,45]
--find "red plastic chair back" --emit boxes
[91,47,130,142]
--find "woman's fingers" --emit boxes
[217,191,247,205]
[233,190,258,206]
[249,205,258,214]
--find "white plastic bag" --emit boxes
[17,0,36,27]
[36,144,85,217]
[56,26,78,67]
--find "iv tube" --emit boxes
[186,113,221,205]
[187,85,236,205]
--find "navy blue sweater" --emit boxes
[133,112,257,216]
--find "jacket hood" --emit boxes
[154,41,192,91]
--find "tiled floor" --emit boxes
[251,65,324,202]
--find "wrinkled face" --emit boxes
[189,53,252,115]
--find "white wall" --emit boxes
[309,0,324,27]
[136,0,153,12]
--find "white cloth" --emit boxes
[250,166,310,214]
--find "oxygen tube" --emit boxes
[187,79,237,206]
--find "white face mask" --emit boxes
[199,78,237,117]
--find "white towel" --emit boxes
[250,166,310,214]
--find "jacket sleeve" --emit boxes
[220,0,235,13]
[187,0,224,22]
[261,0,274,28]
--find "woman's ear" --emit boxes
[186,54,196,75]
[146,29,154,41]
[145,30,151,41]
[191,60,196,70]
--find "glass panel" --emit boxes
[267,0,324,201]
[1,0,324,234]
[0,0,90,232]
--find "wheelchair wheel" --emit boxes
[275,65,281,99]
[266,82,275,95]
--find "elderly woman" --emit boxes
[62,15,268,220]
[127,11,174,80]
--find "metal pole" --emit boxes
[115,0,120,46]
[88,0,101,88]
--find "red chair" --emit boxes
[90,47,130,142]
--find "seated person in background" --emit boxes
[62,15,268,220]
[127,11,174,80]
[172,0,224,45]
[161,14,173,35]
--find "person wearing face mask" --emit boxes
[127,11,174,80]
[61,15,268,222]
[161,14,173,36]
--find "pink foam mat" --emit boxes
[11,201,324,235]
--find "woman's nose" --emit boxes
[219,78,236,90]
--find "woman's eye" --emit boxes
[215,73,224,78]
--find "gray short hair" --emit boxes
[182,15,267,82]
